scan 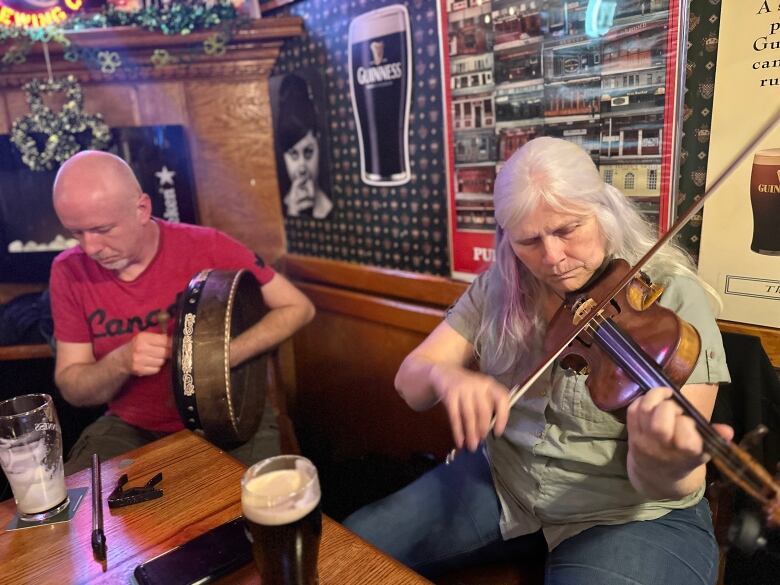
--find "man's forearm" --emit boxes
[56,348,130,407]
[229,303,314,367]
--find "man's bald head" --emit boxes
[53,150,143,212]
[51,151,156,276]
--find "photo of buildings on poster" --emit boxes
[448,0,670,234]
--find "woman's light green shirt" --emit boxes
[446,273,731,549]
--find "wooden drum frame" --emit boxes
[172,269,268,449]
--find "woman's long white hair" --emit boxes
[475,137,719,375]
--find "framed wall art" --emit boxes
[443,0,689,279]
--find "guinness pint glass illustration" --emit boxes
[749,148,780,255]
[348,4,412,186]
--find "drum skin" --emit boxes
[172,269,268,449]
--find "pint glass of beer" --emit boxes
[348,4,412,186]
[0,394,69,522]
[241,455,322,585]
[750,148,780,255]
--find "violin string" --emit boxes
[580,312,772,496]
[582,313,738,463]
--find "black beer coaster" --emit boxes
[5,487,88,531]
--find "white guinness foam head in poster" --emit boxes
[348,4,412,187]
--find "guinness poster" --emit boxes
[348,4,413,187]
[271,0,450,274]
[0,125,198,283]
[697,1,780,328]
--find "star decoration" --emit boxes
[156,166,176,185]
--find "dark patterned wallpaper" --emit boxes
[270,0,722,273]
[677,0,722,262]
[271,0,451,275]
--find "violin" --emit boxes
[544,257,780,530]
[535,107,780,532]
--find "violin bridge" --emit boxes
[572,298,598,325]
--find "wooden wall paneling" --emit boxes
[0,283,46,305]
[136,82,190,126]
[82,83,142,128]
[286,256,457,464]
[298,282,445,334]
[184,77,285,262]
[0,91,11,134]
[293,307,452,462]
[3,88,27,123]
[283,254,468,306]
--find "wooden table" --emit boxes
[0,430,431,585]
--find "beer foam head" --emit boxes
[754,148,780,165]
[242,463,320,526]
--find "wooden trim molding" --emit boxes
[297,282,445,334]
[718,320,780,369]
[260,0,301,14]
[0,18,303,87]
[281,255,780,368]
[0,344,52,361]
[282,254,467,309]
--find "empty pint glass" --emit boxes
[750,148,780,255]
[348,4,412,186]
[0,394,69,521]
[241,455,322,585]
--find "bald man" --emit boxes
[50,151,315,473]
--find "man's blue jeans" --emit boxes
[343,448,718,584]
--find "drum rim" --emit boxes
[172,268,267,448]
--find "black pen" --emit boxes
[91,453,106,561]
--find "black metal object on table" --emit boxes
[107,472,163,509]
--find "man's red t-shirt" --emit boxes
[49,220,275,433]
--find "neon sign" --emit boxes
[0,0,84,28]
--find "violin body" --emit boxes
[545,259,701,415]
[543,258,780,530]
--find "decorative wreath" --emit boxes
[10,76,111,172]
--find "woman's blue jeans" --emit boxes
[343,448,718,584]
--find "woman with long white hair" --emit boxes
[345,137,732,584]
